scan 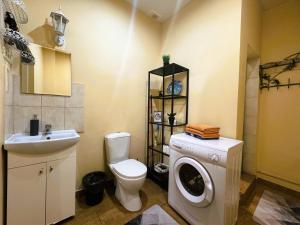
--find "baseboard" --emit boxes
[257,172,300,192]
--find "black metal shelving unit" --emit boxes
[147,63,189,189]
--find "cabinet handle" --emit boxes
[39,169,43,175]
[50,166,53,172]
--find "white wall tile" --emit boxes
[42,95,65,107]
[5,106,13,139]
[42,107,65,131]
[65,108,84,132]
[242,58,259,175]
[246,63,254,76]
[5,78,85,137]
[242,152,256,175]
[246,77,259,98]
[244,116,257,135]
[243,142,256,154]
[13,75,41,107]
[245,97,258,117]
[65,83,84,107]
[13,106,42,133]
[5,73,13,106]
[243,133,257,154]
[247,58,260,79]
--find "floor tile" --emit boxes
[59,178,300,225]
[236,208,259,225]
[57,212,102,225]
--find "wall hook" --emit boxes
[260,52,300,90]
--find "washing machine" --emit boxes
[168,133,243,225]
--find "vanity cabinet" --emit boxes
[7,163,47,225]
[7,147,76,225]
[46,157,76,225]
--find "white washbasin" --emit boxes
[4,130,80,154]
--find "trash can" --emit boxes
[82,171,107,206]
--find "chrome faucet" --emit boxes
[44,124,52,136]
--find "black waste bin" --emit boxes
[82,171,107,206]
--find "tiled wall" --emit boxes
[242,58,260,175]
[4,72,85,139]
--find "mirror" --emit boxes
[20,43,72,96]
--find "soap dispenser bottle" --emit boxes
[30,114,39,136]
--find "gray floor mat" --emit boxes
[253,190,300,225]
[125,204,179,225]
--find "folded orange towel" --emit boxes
[186,124,220,133]
[186,127,220,139]
[186,132,220,139]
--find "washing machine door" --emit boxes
[174,157,214,207]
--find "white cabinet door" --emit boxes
[46,156,76,225]
[7,163,46,225]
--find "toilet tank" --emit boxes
[105,132,131,164]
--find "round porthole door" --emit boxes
[174,157,214,207]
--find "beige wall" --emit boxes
[242,0,262,57]
[161,0,243,138]
[20,0,161,188]
[0,48,5,225]
[257,0,300,191]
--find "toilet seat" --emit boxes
[112,159,147,179]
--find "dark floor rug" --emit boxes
[125,204,179,225]
[253,190,300,225]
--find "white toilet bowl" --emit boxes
[105,132,147,211]
[109,159,147,211]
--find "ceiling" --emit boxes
[260,0,286,10]
[124,0,192,22]
[125,0,287,22]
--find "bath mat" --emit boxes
[125,204,179,225]
[253,190,300,225]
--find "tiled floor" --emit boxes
[237,179,300,225]
[59,179,299,225]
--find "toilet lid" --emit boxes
[112,159,147,179]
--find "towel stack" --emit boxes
[185,124,220,139]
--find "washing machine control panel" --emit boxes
[170,139,227,167]
[209,153,220,162]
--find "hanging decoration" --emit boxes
[0,0,34,64]
[3,0,28,24]
[4,11,18,31]
[3,27,34,64]
[260,52,300,90]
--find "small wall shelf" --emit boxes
[147,63,189,189]
[151,95,187,100]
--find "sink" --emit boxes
[4,130,80,154]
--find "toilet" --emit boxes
[105,132,147,211]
